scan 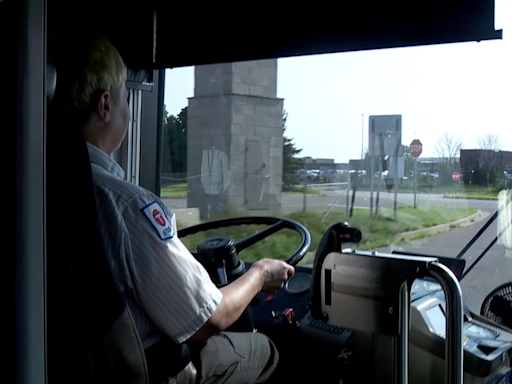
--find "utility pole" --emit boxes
[361,114,364,160]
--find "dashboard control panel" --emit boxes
[299,310,352,347]
[250,266,312,327]
[412,289,512,363]
[249,265,352,348]
[305,314,347,335]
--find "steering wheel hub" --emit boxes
[196,236,246,286]
[198,236,236,257]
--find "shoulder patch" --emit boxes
[141,201,175,240]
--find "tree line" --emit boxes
[434,131,508,187]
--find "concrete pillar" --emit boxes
[187,60,283,219]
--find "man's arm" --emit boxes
[123,193,294,344]
[123,194,224,344]
[187,257,295,342]
[185,264,264,342]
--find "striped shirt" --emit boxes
[86,143,223,349]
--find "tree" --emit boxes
[434,131,464,163]
[476,133,504,151]
[475,133,504,188]
[161,105,171,173]
[433,132,464,185]
[282,111,305,191]
[162,107,187,176]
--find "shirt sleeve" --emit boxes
[121,191,223,344]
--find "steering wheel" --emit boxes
[178,217,311,332]
[179,216,311,268]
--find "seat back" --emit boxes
[46,57,149,384]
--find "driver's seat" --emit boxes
[46,60,149,384]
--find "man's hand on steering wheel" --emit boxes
[178,217,310,334]
[252,259,296,294]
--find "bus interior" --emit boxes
[4,0,512,383]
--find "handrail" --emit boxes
[396,283,410,384]
[427,262,464,384]
[330,250,464,384]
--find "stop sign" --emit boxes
[452,172,461,181]
[410,139,422,158]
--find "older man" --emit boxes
[53,35,294,384]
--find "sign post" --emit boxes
[410,139,423,208]
[369,115,402,219]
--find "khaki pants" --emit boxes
[170,332,278,384]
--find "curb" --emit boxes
[394,209,489,241]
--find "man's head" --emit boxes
[54,36,130,155]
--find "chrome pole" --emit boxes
[394,283,409,384]
[427,262,464,384]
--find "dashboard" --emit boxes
[247,261,512,383]
[251,264,512,354]
[250,268,456,347]
[413,289,512,361]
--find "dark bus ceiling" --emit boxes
[48,0,502,71]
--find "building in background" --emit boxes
[460,150,512,173]
[415,157,460,174]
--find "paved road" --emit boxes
[162,189,496,212]
[291,189,497,212]
[163,193,510,314]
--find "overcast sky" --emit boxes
[164,0,512,163]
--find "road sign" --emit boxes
[452,172,462,181]
[369,115,403,157]
[410,139,423,158]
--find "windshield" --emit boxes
[160,0,511,314]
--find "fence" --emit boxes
[300,182,350,221]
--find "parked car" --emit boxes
[296,169,320,182]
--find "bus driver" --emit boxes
[53,36,294,384]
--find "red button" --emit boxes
[267,296,273,303]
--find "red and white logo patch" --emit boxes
[152,209,166,226]
[142,201,174,240]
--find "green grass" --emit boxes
[161,183,323,198]
[357,183,509,196]
[444,193,499,200]
[282,185,323,196]
[178,206,476,263]
[161,183,188,198]
[441,185,504,200]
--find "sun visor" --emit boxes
[48,0,155,72]
[153,1,502,69]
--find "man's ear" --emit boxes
[95,91,112,123]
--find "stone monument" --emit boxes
[186,60,284,218]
